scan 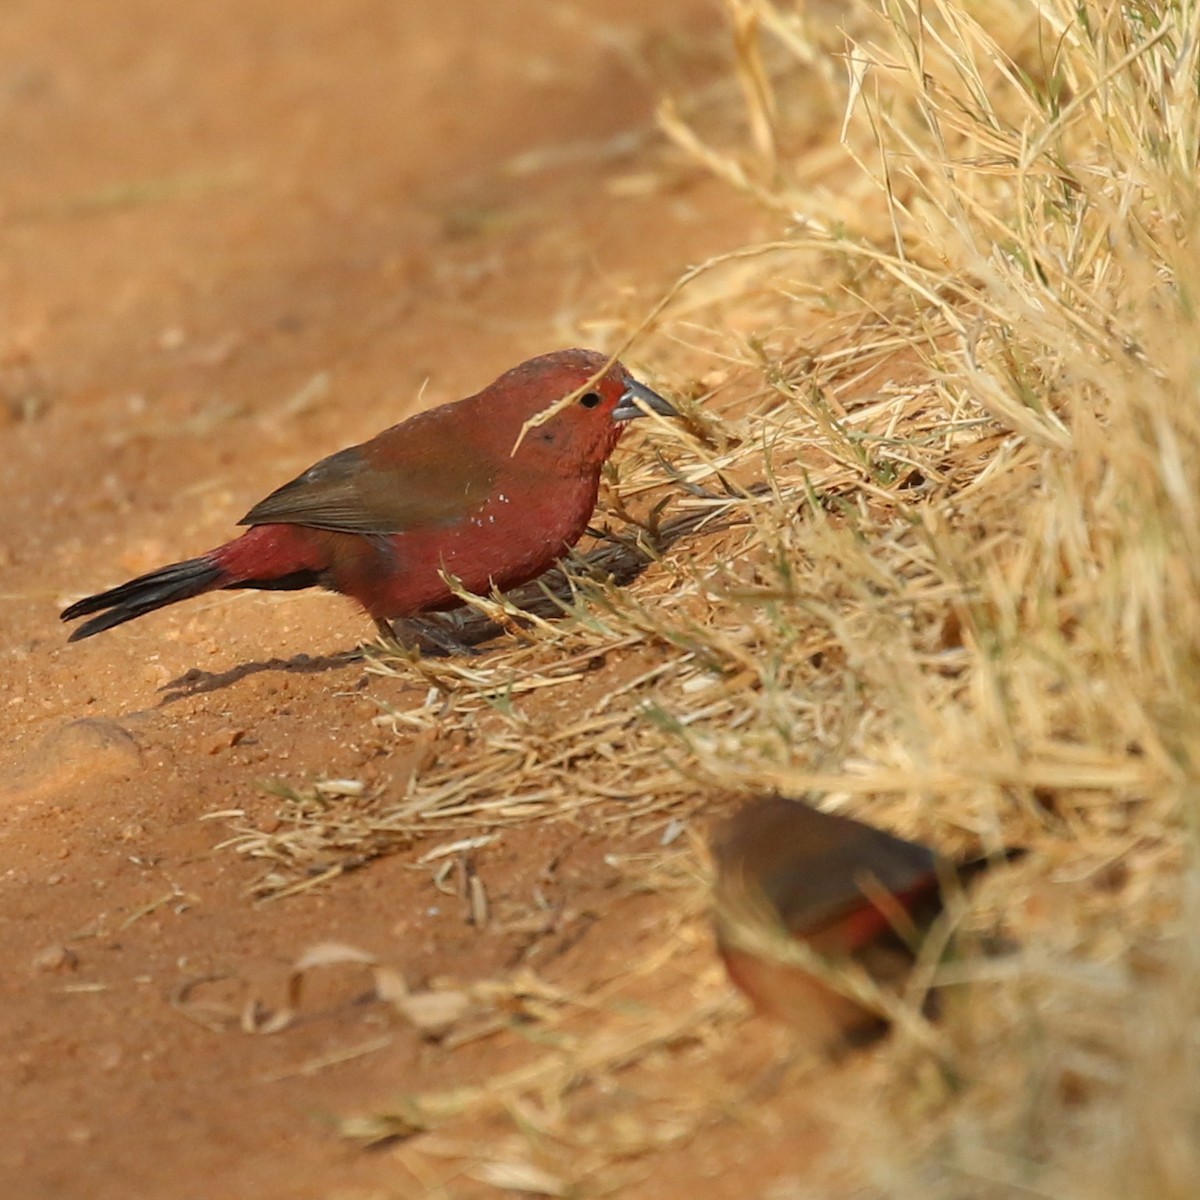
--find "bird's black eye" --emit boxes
[579,391,602,409]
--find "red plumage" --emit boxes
[62,348,676,643]
[711,796,1018,1047]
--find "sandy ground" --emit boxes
[0,3,857,1197]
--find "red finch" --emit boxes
[712,796,1013,1048]
[62,349,676,644]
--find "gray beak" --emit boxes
[612,376,678,422]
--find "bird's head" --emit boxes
[490,348,678,473]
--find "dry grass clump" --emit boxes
[661,0,1200,1193]
[215,0,1200,1193]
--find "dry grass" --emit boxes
[213,0,1200,1193]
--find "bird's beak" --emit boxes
[612,377,678,422]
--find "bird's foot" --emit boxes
[371,616,478,657]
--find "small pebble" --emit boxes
[32,944,78,973]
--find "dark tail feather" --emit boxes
[61,557,225,641]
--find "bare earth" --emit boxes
[0,4,857,1197]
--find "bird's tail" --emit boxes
[61,556,226,641]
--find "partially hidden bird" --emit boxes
[711,795,1017,1049]
[61,348,677,644]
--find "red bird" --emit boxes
[62,349,677,644]
[712,796,1016,1048]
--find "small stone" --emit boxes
[204,727,247,755]
[32,944,78,973]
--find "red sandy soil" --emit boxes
[0,4,863,1197]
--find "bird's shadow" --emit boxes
[156,649,365,705]
[155,506,725,705]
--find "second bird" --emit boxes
[62,348,677,645]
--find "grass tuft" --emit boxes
[212,1,1200,1191]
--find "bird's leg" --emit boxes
[364,616,422,659]
[369,614,478,657]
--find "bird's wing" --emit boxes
[714,798,939,933]
[239,437,497,535]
